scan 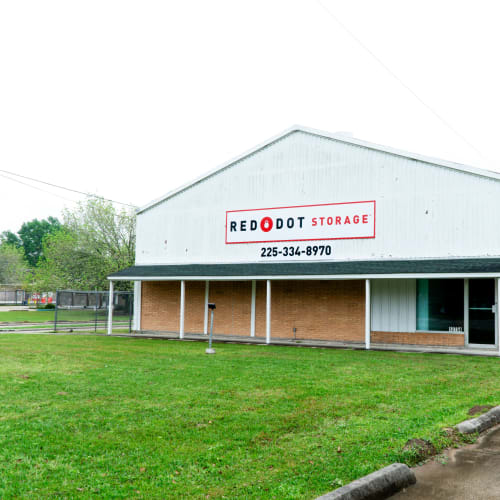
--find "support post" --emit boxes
[250,280,256,337]
[107,281,114,336]
[464,279,469,345]
[365,279,371,350]
[204,280,209,334]
[180,280,185,339]
[497,278,500,355]
[266,280,271,344]
[133,281,142,331]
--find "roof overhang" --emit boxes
[108,258,500,281]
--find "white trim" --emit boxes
[250,280,256,337]
[109,272,500,282]
[466,278,497,348]
[266,280,271,344]
[133,281,142,331]
[204,280,209,335]
[464,279,469,345]
[136,125,500,214]
[107,281,114,336]
[180,280,185,339]
[365,279,371,349]
[496,278,499,351]
[497,278,500,355]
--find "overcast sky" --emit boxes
[1,0,499,233]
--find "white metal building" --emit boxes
[109,126,500,353]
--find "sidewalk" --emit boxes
[393,425,500,499]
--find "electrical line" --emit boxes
[0,172,78,204]
[0,168,138,208]
[315,0,486,159]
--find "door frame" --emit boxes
[465,278,498,348]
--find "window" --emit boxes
[416,279,464,332]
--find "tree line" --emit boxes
[0,198,135,292]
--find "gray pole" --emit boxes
[94,290,98,333]
[205,304,216,354]
[54,290,59,333]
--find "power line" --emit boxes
[0,172,78,203]
[0,168,138,208]
[315,0,485,159]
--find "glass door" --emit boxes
[468,279,496,346]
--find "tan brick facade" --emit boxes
[184,281,205,334]
[208,281,253,336]
[141,280,465,347]
[371,331,465,347]
[141,279,366,342]
[141,281,180,332]
[268,280,365,341]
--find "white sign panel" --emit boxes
[225,201,376,244]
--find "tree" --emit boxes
[0,231,21,248]
[14,217,61,267]
[32,198,135,291]
[0,244,28,285]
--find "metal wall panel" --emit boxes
[136,131,500,265]
[371,279,416,332]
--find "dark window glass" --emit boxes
[416,279,464,332]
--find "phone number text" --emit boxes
[260,245,332,258]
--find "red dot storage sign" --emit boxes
[225,201,376,244]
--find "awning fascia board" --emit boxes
[108,272,500,281]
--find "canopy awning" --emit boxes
[108,258,500,281]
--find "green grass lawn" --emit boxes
[0,335,499,499]
[0,310,55,323]
[0,310,129,328]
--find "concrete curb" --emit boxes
[315,463,416,500]
[456,405,500,434]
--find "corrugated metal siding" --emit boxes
[371,279,416,333]
[136,131,500,265]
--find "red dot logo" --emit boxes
[260,217,273,232]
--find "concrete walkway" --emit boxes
[137,331,500,357]
[393,425,500,499]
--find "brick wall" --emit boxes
[269,280,365,341]
[141,279,365,341]
[141,280,465,348]
[208,281,252,336]
[185,281,205,334]
[372,331,465,347]
[141,281,180,332]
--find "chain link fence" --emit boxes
[0,289,26,305]
[54,290,134,333]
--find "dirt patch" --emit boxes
[468,405,494,416]
[403,438,437,460]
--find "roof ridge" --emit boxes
[137,125,500,215]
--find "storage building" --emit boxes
[109,126,500,353]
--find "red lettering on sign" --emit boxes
[344,216,351,224]
[362,214,368,224]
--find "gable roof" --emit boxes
[138,125,500,215]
